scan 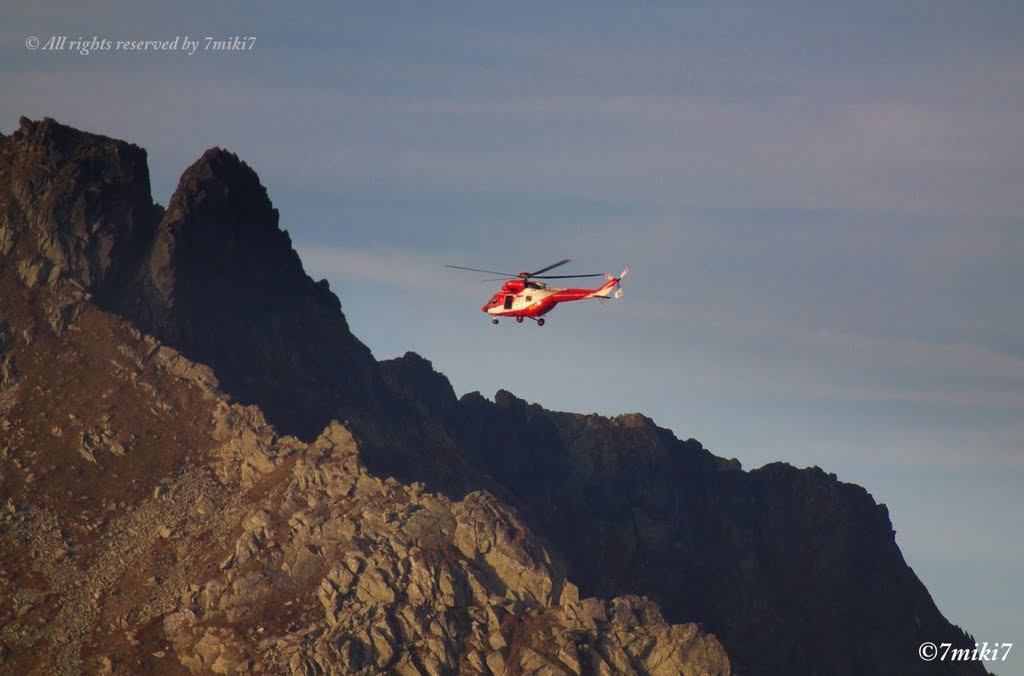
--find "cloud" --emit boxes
[7,2,1023,223]
[621,293,1024,406]
[296,244,484,301]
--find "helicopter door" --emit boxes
[503,295,514,310]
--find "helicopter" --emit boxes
[445,259,630,326]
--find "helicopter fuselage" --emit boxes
[481,276,620,322]
[445,259,628,326]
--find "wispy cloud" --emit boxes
[620,293,1024,407]
[296,244,485,301]
[8,6,1023,221]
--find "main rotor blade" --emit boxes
[445,264,518,277]
[532,273,604,279]
[527,259,572,277]
[449,259,586,280]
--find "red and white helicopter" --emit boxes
[446,259,629,326]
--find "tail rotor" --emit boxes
[604,266,629,299]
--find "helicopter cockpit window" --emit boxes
[503,295,514,309]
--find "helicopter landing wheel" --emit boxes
[516,316,524,324]
[537,318,546,327]
[492,318,499,325]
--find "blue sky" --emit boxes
[4,2,1022,668]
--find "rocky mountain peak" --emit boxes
[100,142,384,441]
[162,146,282,240]
[0,116,159,298]
[139,145,319,337]
[0,118,988,675]
[379,352,459,412]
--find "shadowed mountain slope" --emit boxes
[0,117,985,675]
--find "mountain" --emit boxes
[0,117,985,675]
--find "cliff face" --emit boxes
[0,117,984,675]
[0,118,159,299]
[383,361,982,676]
[116,146,383,440]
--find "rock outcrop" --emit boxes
[0,117,986,675]
[116,147,384,440]
[0,279,728,674]
[0,118,158,298]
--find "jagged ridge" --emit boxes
[0,117,986,676]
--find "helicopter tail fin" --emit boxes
[593,266,628,299]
